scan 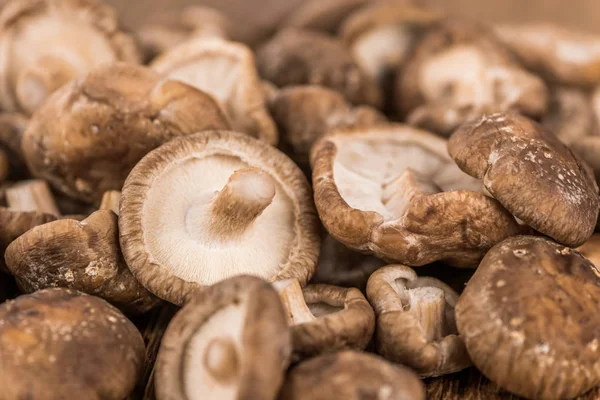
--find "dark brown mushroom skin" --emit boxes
[449,112,599,247]
[456,235,600,400]
[0,113,28,178]
[0,288,145,400]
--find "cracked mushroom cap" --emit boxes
[456,235,600,399]
[542,86,597,145]
[119,130,320,305]
[151,37,277,145]
[448,112,600,247]
[257,29,383,108]
[273,279,375,359]
[0,288,145,400]
[0,0,141,115]
[366,265,471,377]
[279,350,425,400]
[396,21,548,136]
[22,63,229,204]
[155,275,291,400]
[311,124,521,267]
[281,0,368,33]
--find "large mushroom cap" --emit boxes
[0,0,141,115]
[151,37,277,145]
[311,123,521,267]
[279,350,426,400]
[456,236,600,399]
[155,275,291,400]
[22,63,230,204]
[448,112,600,247]
[281,0,368,33]
[119,130,320,305]
[0,288,145,400]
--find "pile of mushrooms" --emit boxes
[2,0,600,399]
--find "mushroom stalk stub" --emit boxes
[6,179,60,215]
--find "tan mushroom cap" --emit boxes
[366,265,471,377]
[311,124,521,267]
[151,37,277,145]
[155,275,291,400]
[449,112,600,247]
[119,131,320,306]
[257,29,383,108]
[273,279,375,359]
[279,350,426,400]
[542,86,597,145]
[0,288,145,400]
[281,0,368,33]
[456,235,600,399]
[396,21,548,136]
[0,0,141,115]
[22,63,230,204]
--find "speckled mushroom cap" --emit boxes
[311,123,521,267]
[279,350,426,400]
[542,86,597,145]
[273,279,375,359]
[22,63,230,204]
[155,275,291,400]
[396,21,548,136]
[495,23,600,87]
[366,265,471,377]
[151,37,277,145]
[0,288,145,400]
[281,0,368,33]
[0,0,141,115]
[119,130,320,306]
[448,112,599,247]
[456,236,600,400]
[256,29,383,108]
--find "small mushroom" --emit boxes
[155,275,291,400]
[281,0,368,34]
[0,288,145,399]
[257,29,383,108]
[366,265,471,377]
[278,350,426,400]
[0,0,141,115]
[448,112,600,247]
[151,37,278,145]
[542,86,597,145]
[311,124,521,267]
[396,21,548,136]
[273,279,375,359]
[22,63,230,204]
[456,235,600,399]
[119,130,320,305]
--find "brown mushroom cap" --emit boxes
[273,279,374,359]
[0,288,145,400]
[542,86,597,145]
[151,37,277,145]
[256,29,383,108]
[119,130,320,305]
[366,265,471,377]
[448,112,600,247]
[0,0,141,115]
[311,123,521,267]
[456,235,600,399]
[22,63,230,204]
[155,275,291,400]
[396,21,548,136]
[281,0,368,34]
[279,350,426,400]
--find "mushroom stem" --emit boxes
[99,191,121,215]
[273,279,315,325]
[408,287,446,342]
[209,167,276,237]
[6,180,60,216]
[204,337,239,382]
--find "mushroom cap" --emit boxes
[256,29,383,108]
[311,123,521,267]
[5,210,160,314]
[0,207,56,262]
[151,37,277,145]
[281,0,368,33]
[366,265,471,377]
[448,112,600,247]
[542,86,597,145]
[456,235,600,399]
[279,350,426,400]
[22,63,230,204]
[119,130,320,305]
[0,288,145,400]
[155,275,291,400]
[0,0,141,115]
